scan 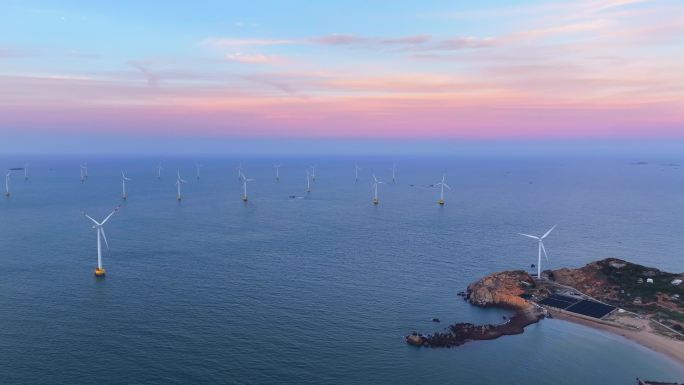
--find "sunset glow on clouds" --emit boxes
[0,0,683,146]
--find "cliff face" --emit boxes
[467,270,535,310]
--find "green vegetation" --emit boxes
[598,259,683,303]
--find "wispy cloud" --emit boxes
[128,61,159,86]
[224,53,284,64]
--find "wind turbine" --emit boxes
[156,162,163,179]
[435,174,451,205]
[391,164,396,183]
[354,163,361,183]
[240,173,254,201]
[371,174,384,205]
[519,225,557,279]
[82,206,119,277]
[305,169,311,193]
[121,170,132,200]
[4,171,11,197]
[23,164,29,181]
[237,162,243,180]
[80,163,87,183]
[310,165,317,181]
[274,164,281,181]
[195,163,202,180]
[176,170,187,201]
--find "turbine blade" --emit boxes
[541,242,550,262]
[100,227,110,250]
[101,207,119,224]
[518,233,540,240]
[542,224,557,239]
[443,183,452,190]
[83,213,99,226]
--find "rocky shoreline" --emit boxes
[407,270,545,348]
[407,259,683,356]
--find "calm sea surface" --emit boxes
[1,155,683,384]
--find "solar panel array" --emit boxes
[539,294,616,319]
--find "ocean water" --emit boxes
[0,155,683,385]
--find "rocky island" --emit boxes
[407,258,684,365]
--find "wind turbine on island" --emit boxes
[240,172,254,201]
[82,206,119,277]
[371,174,384,205]
[435,174,451,205]
[121,170,132,200]
[156,162,163,179]
[5,171,11,197]
[305,169,311,193]
[176,170,187,201]
[519,225,557,279]
[274,164,281,181]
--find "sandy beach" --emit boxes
[550,310,684,366]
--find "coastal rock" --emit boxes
[467,270,535,309]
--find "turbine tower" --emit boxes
[176,171,187,201]
[156,162,163,179]
[354,163,361,183]
[82,206,119,277]
[391,164,396,183]
[519,225,557,279]
[121,170,132,200]
[240,173,254,201]
[4,171,11,197]
[274,164,281,181]
[371,174,384,205]
[435,174,451,205]
[23,164,29,181]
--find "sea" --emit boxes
[1,155,683,385]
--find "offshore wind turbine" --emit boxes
[121,170,132,200]
[435,174,451,205]
[82,206,119,277]
[371,174,384,205]
[305,169,311,193]
[519,225,557,279]
[156,162,163,179]
[176,170,187,201]
[237,162,243,180]
[23,164,29,180]
[391,164,396,183]
[80,163,87,183]
[354,163,361,183]
[310,165,317,181]
[195,163,202,180]
[4,171,11,197]
[240,173,254,201]
[274,164,281,181]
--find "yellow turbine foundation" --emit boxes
[438,199,445,205]
[94,268,106,277]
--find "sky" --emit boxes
[0,0,683,155]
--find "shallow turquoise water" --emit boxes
[0,155,682,384]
